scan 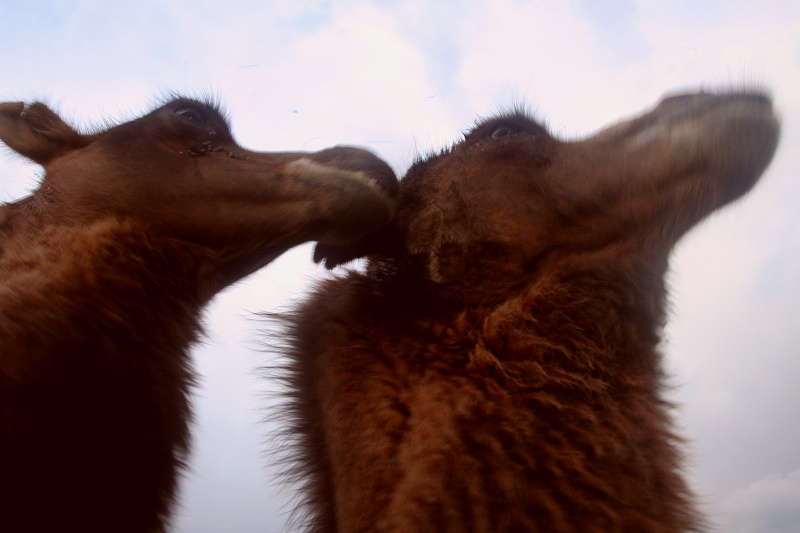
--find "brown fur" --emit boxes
[280,91,780,532]
[0,98,397,532]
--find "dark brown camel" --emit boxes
[0,98,397,532]
[283,90,779,532]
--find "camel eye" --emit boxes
[175,106,204,122]
[490,125,515,139]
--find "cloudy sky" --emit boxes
[1,1,798,532]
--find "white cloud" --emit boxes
[234,2,450,148]
[718,469,800,533]
[2,1,799,532]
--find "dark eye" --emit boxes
[490,125,515,139]
[175,106,203,122]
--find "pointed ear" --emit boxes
[0,102,89,165]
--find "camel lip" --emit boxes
[292,145,400,199]
[657,90,773,115]
[284,157,397,200]
[650,90,778,135]
[638,91,780,174]
[590,90,779,146]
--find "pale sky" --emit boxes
[1,1,798,532]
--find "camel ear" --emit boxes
[0,102,88,165]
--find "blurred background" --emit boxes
[1,1,798,532]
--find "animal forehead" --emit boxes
[93,97,234,140]
[158,97,230,124]
[399,112,549,185]
[465,111,549,141]
[101,97,231,130]
[165,96,227,114]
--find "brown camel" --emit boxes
[284,90,779,532]
[0,97,397,532]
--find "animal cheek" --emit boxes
[425,241,468,284]
[404,217,439,258]
[405,214,473,285]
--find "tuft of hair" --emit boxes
[254,306,328,533]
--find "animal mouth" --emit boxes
[285,158,391,195]
[595,91,778,154]
[283,145,400,203]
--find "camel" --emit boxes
[0,97,397,532]
[283,90,780,532]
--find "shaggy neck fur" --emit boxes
[281,248,700,533]
[1,210,209,532]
